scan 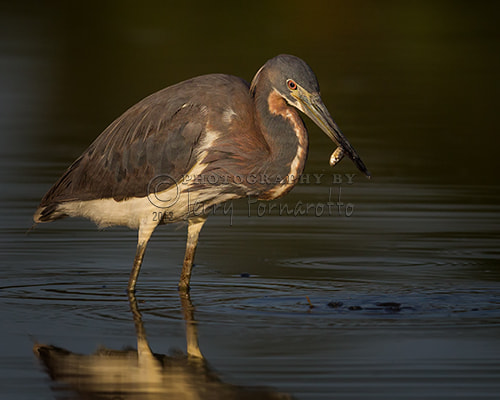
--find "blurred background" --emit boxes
[1,1,499,399]
[2,0,499,184]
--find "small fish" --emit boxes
[329,147,344,167]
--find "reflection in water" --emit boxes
[34,292,293,400]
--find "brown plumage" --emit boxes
[34,54,370,292]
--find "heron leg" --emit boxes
[128,222,156,293]
[179,216,207,291]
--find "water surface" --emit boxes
[1,2,500,399]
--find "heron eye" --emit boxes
[287,79,297,90]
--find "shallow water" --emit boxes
[1,2,500,400]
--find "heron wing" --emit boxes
[38,75,248,209]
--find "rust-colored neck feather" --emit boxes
[251,73,309,199]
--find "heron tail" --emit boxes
[33,203,67,224]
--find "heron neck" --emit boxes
[252,84,309,197]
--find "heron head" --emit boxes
[255,54,370,178]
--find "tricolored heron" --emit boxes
[34,54,370,293]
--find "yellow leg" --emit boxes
[128,222,156,293]
[179,217,207,291]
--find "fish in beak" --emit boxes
[291,88,371,178]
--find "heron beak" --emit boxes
[292,89,371,178]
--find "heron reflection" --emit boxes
[34,292,293,400]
